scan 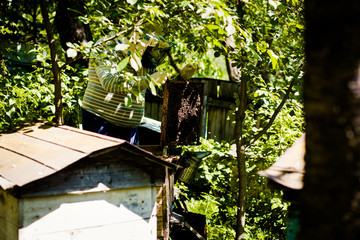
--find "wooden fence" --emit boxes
[145,78,240,143]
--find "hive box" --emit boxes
[0,122,175,240]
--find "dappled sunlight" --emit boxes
[104,93,114,102]
[19,200,152,240]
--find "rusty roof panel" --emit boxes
[0,122,126,190]
[22,123,124,153]
[0,122,175,190]
[0,147,55,187]
[0,132,87,171]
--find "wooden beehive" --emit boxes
[0,122,176,240]
[160,80,204,146]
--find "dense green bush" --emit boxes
[0,60,87,131]
[180,102,303,239]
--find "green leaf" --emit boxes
[117,57,130,72]
[225,24,236,36]
[115,43,129,51]
[269,0,280,9]
[267,50,279,70]
[129,53,142,72]
[67,48,77,58]
[149,81,156,96]
[129,56,139,72]
[66,42,75,48]
[124,95,132,107]
[206,24,220,31]
[126,0,137,5]
[83,41,94,48]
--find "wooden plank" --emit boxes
[223,110,236,142]
[207,106,235,142]
[145,102,163,121]
[0,189,18,240]
[0,176,15,190]
[0,148,55,188]
[207,97,234,108]
[205,79,220,98]
[219,81,240,99]
[19,187,157,228]
[19,152,165,197]
[207,106,222,141]
[200,95,208,139]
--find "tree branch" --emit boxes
[166,50,181,74]
[244,77,296,147]
[59,28,130,71]
[1,57,52,70]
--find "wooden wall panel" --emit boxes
[0,189,18,240]
[19,151,165,198]
[145,78,238,143]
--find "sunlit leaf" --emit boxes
[124,95,132,107]
[267,49,279,70]
[115,43,129,51]
[129,56,139,72]
[149,81,156,96]
[117,57,130,72]
[66,48,77,58]
[126,0,137,5]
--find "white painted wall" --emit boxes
[18,186,158,240]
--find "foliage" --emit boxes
[0,58,87,131]
[1,0,305,239]
[181,103,303,239]
[0,0,304,127]
[0,60,54,130]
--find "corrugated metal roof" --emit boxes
[258,134,305,190]
[0,122,175,190]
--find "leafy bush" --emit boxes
[180,103,303,239]
[0,59,87,131]
[0,61,54,131]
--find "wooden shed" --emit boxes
[0,122,176,240]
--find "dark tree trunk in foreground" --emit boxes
[300,1,360,239]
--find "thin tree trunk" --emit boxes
[231,2,247,237]
[40,0,63,124]
[300,0,360,239]
[235,74,247,240]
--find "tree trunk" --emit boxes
[235,73,247,240]
[55,0,92,67]
[231,2,247,237]
[300,0,360,239]
[40,0,63,125]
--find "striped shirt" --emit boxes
[82,36,155,128]
[82,32,169,128]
